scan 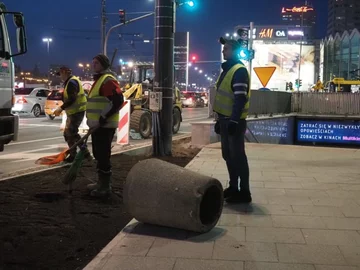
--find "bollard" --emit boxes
[123,158,224,233]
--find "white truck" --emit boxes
[0,3,27,151]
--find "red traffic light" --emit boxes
[190,54,197,63]
[119,9,126,23]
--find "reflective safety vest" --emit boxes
[63,76,87,115]
[86,74,119,128]
[213,63,251,120]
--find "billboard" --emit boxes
[249,41,315,91]
[297,119,360,145]
[246,117,295,145]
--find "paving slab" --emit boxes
[83,142,360,270]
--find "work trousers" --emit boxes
[91,127,115,173]
[63,111,85,157]
[219,118,250,193]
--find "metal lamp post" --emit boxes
[42,38,52,54]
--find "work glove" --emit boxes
[99,116,107,126]
[214,121,220,134]
[228,120,238,136]
[53,107,63,116]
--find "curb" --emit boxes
[0,134,191,182]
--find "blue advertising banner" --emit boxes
[246,117,294,145]
[297,120,360,145]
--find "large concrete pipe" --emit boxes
[123,158,224,233]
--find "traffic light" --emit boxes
[236,28,249,49]
[286,82,290,91]
[190,54,197,63]
[236,27,255,61]
[299,79,302,87]
[119,9,126,24]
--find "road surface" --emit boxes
[0,107,210,177]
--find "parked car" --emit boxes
[12,87,51,117]
[181,92,205,108]
[44,89,64,120]
[200,93,208,106]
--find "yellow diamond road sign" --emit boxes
[253,67,276,88]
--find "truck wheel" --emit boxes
[32,105,41,117]
[46,114,55,120]
[173,107,181,134]
[130,110,152,139]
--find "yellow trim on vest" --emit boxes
[86,74,119,128]
[213,64,251,119]
[63,76,87,115]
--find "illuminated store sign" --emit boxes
[281,6,314,13]
[258,28,288,39]
[288,30,304,36]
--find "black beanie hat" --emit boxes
[93,54,110,69]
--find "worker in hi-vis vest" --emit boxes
[86,54,124,197]
[213,37,251,204]
[54,66,92,163]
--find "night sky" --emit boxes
[8,0,328,84]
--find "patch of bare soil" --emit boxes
[0,138,201,270]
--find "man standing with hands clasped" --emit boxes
[213,37,252,204]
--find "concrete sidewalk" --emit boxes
[84,142,360,270]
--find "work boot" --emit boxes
[225,190,252,204]
[90,171,112,197]
[223,186,238,199]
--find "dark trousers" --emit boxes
[91,127,115,173]
[219,118,250,193]
[64,111,85,157]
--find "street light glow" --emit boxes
[187,1,194,7]
[42,38,52,42]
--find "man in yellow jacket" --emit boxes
[213,37,251,204]
[54,66,91,162]
[86,54,124,197]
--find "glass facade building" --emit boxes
[320,28,360,82]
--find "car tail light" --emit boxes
[17,97,27,104]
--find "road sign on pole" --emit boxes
[253,66,276,88]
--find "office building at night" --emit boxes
[327,0,360,36]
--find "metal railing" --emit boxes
[208,90,360,119]
[248,90,292,116]
[291,92,360,115]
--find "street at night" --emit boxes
[0,107,209,177]
[2,0,360,269]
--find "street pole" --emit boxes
[152,0,174,156]
[249,22,254,84]
[101,0,106,54]
[185,31,189,92]
[297,11,304,91]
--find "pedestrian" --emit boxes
[213,37,252,204]
[86,54,124,197]
[54,66,91,163]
